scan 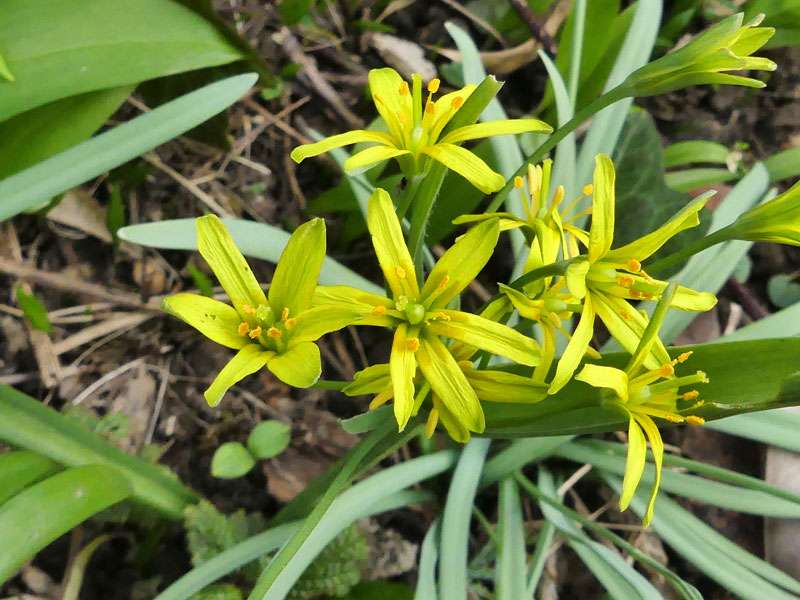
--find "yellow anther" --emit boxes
[552,185,565,207]
[398,81,410,96]
[371,305,387,316]
[642,292,654,300]
[659,363,675,377]
[425,408,439,438]
[238,322,250,336]
[582,184,594,196]
[665,414,685,423]
[281,307,290,321]
[677,351,693,363]
[437,274,450,290]
[620,311,632,321]
[267,326,283,339]
[425,102,435,114]
[285,318,297,329]
[617,276,634,288]
[682,390,700,401]
[427,78,440,93]
[629,290,642,299]
[627,258,642,273]
[248,326,262,339]
[686,415,705,426]
[405,337,420,352]
[514,176,524,189]
[395,266,407,279]
[242,304,256,316]
[451,96,464,109]
[699,371,710,384]
[435,312,451,321]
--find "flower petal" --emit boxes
[343,363,391,396]
[417,332,484,433]
[439,118,553,144]
[162,293,247,350]
[604,193,711,264]
[593,293,670,369]
[427,310,540,367]
[464,367,548,403]
[312,285,397,327]
[344,145,411,174]
[204,344,273,407]
[634,413,664,526]
[421,218,499,308]
[369,68,412,144]
[549,296,596,394]
[619,415,647,512]
[431,394,471,443]
[390,324,418,431]
[588,154,616,263]
[672,286,718,312]
[269,218,326,317]
[196,215,267,317]
[566,259,590,300]
[290,130,397,163]
[422,143,505,194]
[267,341,321,388]
[367,188,420,300]
[575,363,629,402]
[289,305,363,343]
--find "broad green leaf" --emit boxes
[211,442,256,479]
[0,86,133,180]
[665,167,738,192]
[0,73,258,221]
[119,218,381,294]
[0,384,197,518]
[0,450,60,505]
[247,421,291,460]
[663,140,730,167]
[0,0,243,121]
[767,273,800,308]
[764,145,800,182]
[0,465,132,584]
[483,339,800,437]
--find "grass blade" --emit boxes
[0,450,61,505]
[495,478,526,600]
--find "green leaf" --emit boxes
[187,263,214,297]
[278,0,317,25]
[0,384,198,518]
[708,408,800,453]
[342,582,414,600]
[0,0,243,122]
[768,274,800,308]
[665,168,738,192]
[0,450,61,505]
[15,285,51,333]
[663,140,730,167]
[0,465,132,585]
[612,108,709,266]
[106,183,127,244]
[482,338,800,437]
[0,86,133,180]
[247,421,291,460]
[211,442,256,479]
[0,73,257,222]
[118,218,382,294]
[764,145,800,183]
[191,584,244,600]
[495,478,527,600]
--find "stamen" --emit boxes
[242,304,256,316]
[425,102,435,115]
[398,81,410,96]
[371,305,387,316]
[665,414,685,423]
[267,326,283,339]
[551,185,565,209]
[435,311,451,321]
[451,96,464,109]
[682,390,700,401]
[395,266,407,279]
[659,363,675,377]
[427,79,440,93]
[238,322,250,336]
[617,276,634,288]
[406,337,420,352]
[437,274,450,290]
[627,258,642,273]
[676,351,693,363]
[248,326,262,339]
[281,307,290,321]
[582,184,594,196]
[285,318,297,329]
[425,408,439,438]
[686,416,705,426]
[514,176,524,189]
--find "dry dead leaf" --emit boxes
[370,33,436,81]
[47,189,111,243]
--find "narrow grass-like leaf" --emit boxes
[439,439,491,600]
[0,73,257,221]
[495,478,526,600]
[665,168,738,192]
[0,465,132,584]
[764,145,800,183]
[0,450,61,505]
[415,520,440,600]
[708,409,800,453]
[480,437,571,487]
[526,520,555,597]
[663,141,730,167]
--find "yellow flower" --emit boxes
[163,215,361,405]
[726,180,800,246]
[624,13,775,96]
[290,68,552,193]
[550,155,717,393]
[315,188,541,438]
[576,351,707,526]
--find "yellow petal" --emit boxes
[290,130,397,163]
[464,368,548,403]
[312,285,396,327]
[369,68,412,144]
[671,286,718,312]
[205,345,273,407]
[565,259,590,300]
[342,363,391,396]
[575,363,629,402]
[196,215,267,318]
[367,188,420,300]
[619,415,647,511]
[417,332,484,433]
[421,218,499,308]
[267,341,321,388]
[162,293,247,350]
[439,119,553,144]
[431,394,471,443]
[269,218,326,317]
[288,305,363,343]
[588,154,616,263]
[604,193,711,264]
[634,413,664,526]
[549,296,595,394]
[344,145,411,174]
[427,310,540,367]
[422,143,505,194]
[593,293,670,369]
[390,324,418,431]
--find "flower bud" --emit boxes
[726,181,800,245]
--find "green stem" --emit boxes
[409,164,448,282]
[396,173,425,220]
[485,85,630,214]
[312,379,350,391]
[646,228,731,276]
[247,420,396,599]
